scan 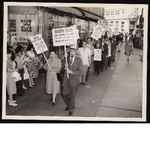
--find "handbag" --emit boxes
[57,72,62,81]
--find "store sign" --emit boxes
[91,25,103,40]
[30,34,48,54]
[94,49,102,61]
[11,36,29,47]
[52,26,77,46]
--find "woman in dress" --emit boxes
[6,48,18,106]
[44,51,61,105]
[26,44,39,88]
[125,36,134,61]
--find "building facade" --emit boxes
[104,7,140,35]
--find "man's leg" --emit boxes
[82,65,88,84]
[97,61,101,74]
[69,85,78,114]
[62,83,71,109]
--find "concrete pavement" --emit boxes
[6,42,143,118]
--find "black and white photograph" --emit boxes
[2,2,148,122]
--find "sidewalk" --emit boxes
[6,43,143,118]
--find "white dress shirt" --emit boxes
[78,47,92,66]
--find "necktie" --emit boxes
[70,56,73,64]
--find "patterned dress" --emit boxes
[26,51,39,78]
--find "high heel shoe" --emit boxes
[23,86,27,90]
[9,101,18,106]
[32,83,37,86]
[29,85,34,88]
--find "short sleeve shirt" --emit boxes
[78,47,92,66]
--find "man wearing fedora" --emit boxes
[62,47,83,116]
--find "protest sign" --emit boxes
[102,27,112,37]
[52,26,77,46]
[30,34,48,54]
[94,49,102,61]
[91,25,103,40]
[114,27,119,35]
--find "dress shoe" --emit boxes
[65,107,69,111]
[52,102,56,106]
[32,84,37,86]
[68,111,73,116]
[8,100,17,103]
[23,87,27,90]
[82,83,85,85]
[9,102,18,106]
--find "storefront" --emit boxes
[7,6,104,56]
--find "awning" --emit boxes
[44,6,104,22]
[51,6,82,16]
[72,7,104,21]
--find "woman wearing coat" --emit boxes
[125,36,134,61]
[44,51,61,105]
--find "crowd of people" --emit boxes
[6,32,134,116]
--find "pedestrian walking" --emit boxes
[111,35,117,62]
[106,38,112,68]
[62,48,83,116]
[78,41,92,85]
[44,51,61,105]
[93,39,102,75]
[26,44,39,88]
[102,38,109,69]
[124,36,134,61]
[86,37,94,81]
[6,48,18,106]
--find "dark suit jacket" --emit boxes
[62,56,83,87]
[103,43,108,56]
[111,40,117,51]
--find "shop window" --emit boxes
[9,20,16,32]
[21,20,32,32]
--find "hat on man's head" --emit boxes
[70,45,77,50]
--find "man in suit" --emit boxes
[62,47,83,116]
[102,38,108,70]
